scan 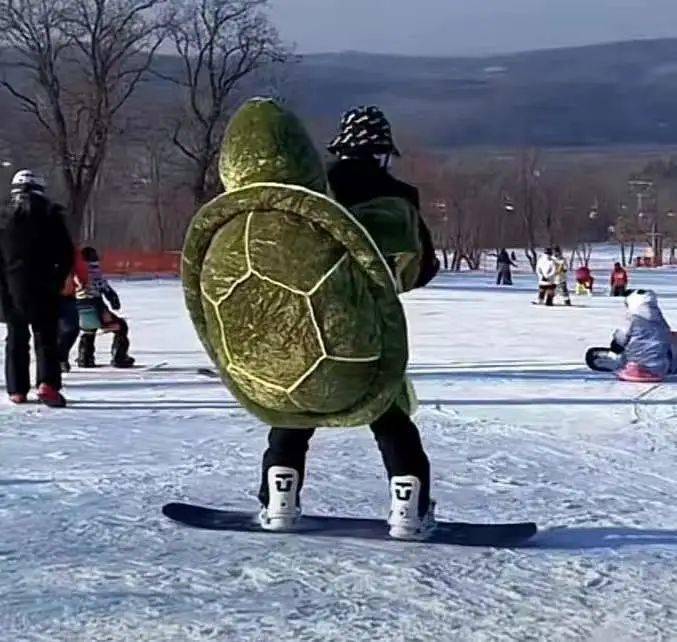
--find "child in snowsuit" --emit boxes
[258,106,440,540]
[553,246,571,306]
[610,263,628,297]
[575,265,594,295]
[76,246,135,368]
[612,290,673,382]
[536,248,557,305]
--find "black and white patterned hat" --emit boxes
[327,106,400,157]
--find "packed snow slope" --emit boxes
[2,259,677,641]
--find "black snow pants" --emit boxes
[556,281,571,305]
[538,284,556,306]
[496,265,513,285]
[78,318,131,366]
[4,314,62,395]
[258,403,431,517]
[77,299,131,366]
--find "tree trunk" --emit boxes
[441,248,449,271]
[67,191,88,243]
[61,141,107,243]
[465,250,482,270]
[153,190,165,252]
[568,249,576,270]
[525,246,537,272]
[150,149,165,251]
[451,250,462,272]
[192,175,207,209]
[620,242,626,267]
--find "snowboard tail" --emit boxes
[585,347,620,373]
[162,502,537,547]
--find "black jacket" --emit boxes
[327,158,439,288]
[497,249,516,268]
[0,192,74,323]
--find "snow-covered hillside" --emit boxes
[2,262,676,641]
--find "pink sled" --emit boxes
[617,362,665,383]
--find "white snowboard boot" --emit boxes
[259,466,301,531]
[387,475,436,541]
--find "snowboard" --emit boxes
[585,347,620,373]
[71,362,165,372]
[162,502,537,547]
[197,367,219,378]
[531,301,586,308]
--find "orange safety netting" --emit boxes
[99,251,182,277]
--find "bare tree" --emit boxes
[0,0,168,237]
[517,150,543,272]
[142,130,192,250]
[499,149,543,272]
[160,0,287,206]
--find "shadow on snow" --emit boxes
[529,526,677,550]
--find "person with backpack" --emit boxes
[610,262,629,297]
[0,170,73,407]
[256,105,440,539]
[75,246,135,368]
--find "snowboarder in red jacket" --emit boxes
[610,263,628,297]
[575,265,594,295]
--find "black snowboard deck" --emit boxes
[531,301,587,308]
[162,502,537,547]
[585,346,620,372]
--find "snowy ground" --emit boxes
[2,256,677,641]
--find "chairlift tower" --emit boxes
[628,178,662,266]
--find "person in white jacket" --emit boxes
[536,248,557,306]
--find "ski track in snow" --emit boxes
[2,251,677,641]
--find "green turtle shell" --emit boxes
[182,99,409,427]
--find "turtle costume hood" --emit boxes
[182,98,414,428]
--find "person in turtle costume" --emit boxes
[182,100,439,539]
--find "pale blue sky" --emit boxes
[268,0,677,56]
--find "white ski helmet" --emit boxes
[10,169,45,193]
[625,289,658,318]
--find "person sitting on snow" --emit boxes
[75,246,135,368]
[612,289,673,382]
[575,265,594,295]
[610,262,629,297]
[535,247,557,306]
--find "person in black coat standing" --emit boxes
[0,170,74,407]
[496,248,517,285]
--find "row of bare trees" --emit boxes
[399,149,633,271]
[0,0,286,241]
